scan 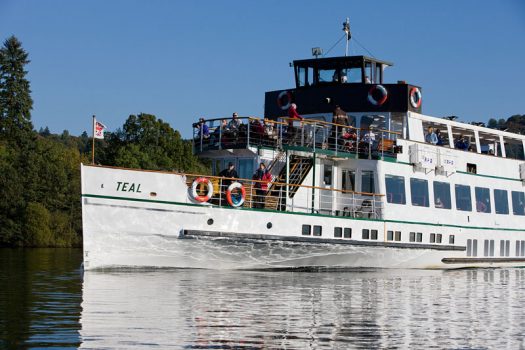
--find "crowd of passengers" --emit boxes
[424,126,495,154]
[195,104,389,154]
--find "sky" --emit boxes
[1,0,524,138]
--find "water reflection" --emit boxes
[0,249,82,349]
[79,268,525,349]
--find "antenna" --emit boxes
[343,18,351,56]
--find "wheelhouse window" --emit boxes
[410,178,429,207]
[512,191,525,216]
[318,69,338,83]
[455,185,472,211]
[361,171,375,194]
[385,175,406,204]
[475,187,491,213]
[433,181,451,209]
[494,189,509,215]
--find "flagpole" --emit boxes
[92,115,95,165]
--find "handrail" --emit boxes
[182,172,384,197]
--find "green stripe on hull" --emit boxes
[82,194,525,233]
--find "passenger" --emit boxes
[287,103,304,143]
[218,162,238,193]
[365,76,371,84]
[196,117,210,139]
[228,112,242,132]
[252,162,272,209]
[331,105,349,149]
[250,118,265,144]
[435,129,444,146]
[264,120,276,139]
[455,135,469,150]
[425,126,438,145]
[435,197,444,208]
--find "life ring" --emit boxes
[191,177,214,202]
[409,87,422,108]
[367,85,388,106]
[277,91,292,110]
[226,182,246,207]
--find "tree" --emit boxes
[487,118,497,129]
[0,36,33,143]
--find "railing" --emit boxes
[183,173,384,219]
[192,116,400,158]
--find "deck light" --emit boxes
[312,47,323,58]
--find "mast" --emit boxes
[343,18,351,56]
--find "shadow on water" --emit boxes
[0,248,83,350]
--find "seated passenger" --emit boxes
[435,129,444,146]
[195,117,209,139]
[228,112,242,132]
[425,126,438,145]
[455,135,469,150]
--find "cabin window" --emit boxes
[433,181,452,209]
[416,232,423,242]
[362,229,370,239]
[361,171,375,193]
[409,232,416,242]
[516,241,522,256]
[323,165,333,186]
[449,235,455,244]
[436,234,442,243]
[344,228,352,238]
[387,230,394,241]
[302,225,311,236]
[494,189,509,215]
[467,239,472,256]
[475,187,491,213]
[313,225,322,236]
[466,163,477,174]
[484,239,495,257]
[410,178,429,207]
[455,185,472,212]
[371,229,378,240]
[318,69,338,83]
[395,231,401,241]
[473,239,478,256]
[512,191,525,216]
[385,175,406,204]
[334,227,342,238]
[430,233,436,243]
[341,169,356,191]
[504,138,525,160]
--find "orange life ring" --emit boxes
[191,177,214,202]
[410,87,422,108]
[226,182,246,207]
[367,85,388,106]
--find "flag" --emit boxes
[94,120,106,139]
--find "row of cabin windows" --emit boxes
[305,225,455,245]
[385,174,525,215]
[467,239,525,257]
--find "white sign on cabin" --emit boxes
[438,148,457,173]
[409,144,437,170]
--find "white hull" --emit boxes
[81,165,525,270]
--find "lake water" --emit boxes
[1,249,525,349]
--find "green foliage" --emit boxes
[24,202,52,247]
[99,113,209,173]
[0,36,33,143]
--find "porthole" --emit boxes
[267,222,272,229]
[207,218,214,225]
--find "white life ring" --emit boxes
[277,90,292,110]
[191,177,214,203]
[226,182,246,207]
[409,87,422,108]
[367,84,388,106]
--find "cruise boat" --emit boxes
[81,29,525,270]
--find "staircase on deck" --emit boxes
[265,154,314,210]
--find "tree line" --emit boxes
[0,36,208,247]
